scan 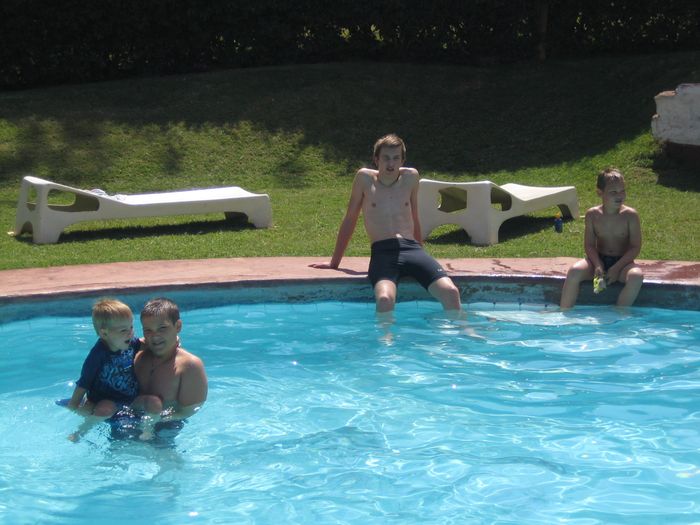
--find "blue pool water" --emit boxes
[0,299,699,524]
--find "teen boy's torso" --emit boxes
[359,167,418,243]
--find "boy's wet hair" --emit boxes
[597,167,625,191]
[372,133,406,165]
[141,297,180,325]
[92,298,133,332]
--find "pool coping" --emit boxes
[0,257,698,310]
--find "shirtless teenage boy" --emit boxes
[132,297,208,439]
[313,134,461,313]
[560,168,643,308]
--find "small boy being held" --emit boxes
[560,168,644,308]
[66,298,141,441]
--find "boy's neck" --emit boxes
[378,176,399,187]
[155,345,177,359]
[378,171,400,187]
[602,203,621,214]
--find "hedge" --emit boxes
[1,0,698,89]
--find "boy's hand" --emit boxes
[593,274,607,294]
[606,265,621,284]
[309,262,338,270]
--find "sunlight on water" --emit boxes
[0,300,699,524]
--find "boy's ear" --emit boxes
[175,319,183,332]
[98,327,108,338]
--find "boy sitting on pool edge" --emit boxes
[311,133,462,314]
[560,168,644,308]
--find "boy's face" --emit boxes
[99,317,134,352]
[141,315,182,357]
[598,179,626,210]
[375,145,403,176]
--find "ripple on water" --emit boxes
[0,301,699,524]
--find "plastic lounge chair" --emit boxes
[12,175,272,244]
[418,179,578,245]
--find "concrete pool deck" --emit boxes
[0,257,698,308]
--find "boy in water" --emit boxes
[132,297,207,440]
[66,298,141,441]
[560,168,643,308]
[313,134,461,314]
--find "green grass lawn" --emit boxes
[1,51,699,270]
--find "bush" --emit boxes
[1,0,698,89]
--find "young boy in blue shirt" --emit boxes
[66,298,141,441]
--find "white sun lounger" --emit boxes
[418,178,578,245]
[12,175,272,244]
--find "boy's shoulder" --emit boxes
[91,338,110,353]
[585,204,604,216]
[586,204,638,217]
[619,204,639,216]
[179,346,203,364]
[399,167,419,183]
[172,346,205,374]
[355,168,377,186]
[81,339,111,368]
[356,167,377,177]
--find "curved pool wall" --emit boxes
[1,275,698,323]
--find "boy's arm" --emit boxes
[626,209,642,258]
[407,169,423,243]
[67,386,87,410]
[168,356,208,420]
[328,172,365,268]
[621,209,642,262]
[583,210,604,276]
[608,209,642,278]
[68,342,104,411]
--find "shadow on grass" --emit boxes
[2,51,698,186]
[427,216,554,245]
[652,151,700,192]
[11,218,255,245]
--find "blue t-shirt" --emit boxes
[76,337,141,405]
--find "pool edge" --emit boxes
[0,257,697,318]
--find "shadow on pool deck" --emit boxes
[0,257,698,310]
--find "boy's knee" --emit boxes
[444,279,459,293]
[376,294,395,312]
[442,283,461,307]
[627,267,644,284]
[144,396,163,414]
[566,264,587,280]
[93,401,116,418]
[429,278,461,310]
[134,394,163,414]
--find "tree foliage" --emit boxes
[1,0,698,89]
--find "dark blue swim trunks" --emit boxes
[108,407,185,443]
[56,399,184,444]
[368,237,447,289]
[600,254,622,271]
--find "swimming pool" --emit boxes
[1,296,699,524]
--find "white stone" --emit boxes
[651,83,700,146]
